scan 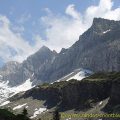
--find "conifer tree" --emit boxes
[53,108,60,120]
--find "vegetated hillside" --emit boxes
[0,108,30,120]
[2,72,120,119]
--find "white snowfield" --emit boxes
[11,78,34,93]
[30,108,47,119]
[0,80,12,102]
[67,69,92,81]
[54,68,93,83]
[0,78,34,104]
[13,103,27,110]
[55,72,74,83]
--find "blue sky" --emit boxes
[0,0,99,43]
[0,0,120,66]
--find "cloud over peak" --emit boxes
[0,0,120,63]
[36,0,120,51]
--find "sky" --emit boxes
[0,0,120,66]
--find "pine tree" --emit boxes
[22,108,28,117]
[53,108,60,120]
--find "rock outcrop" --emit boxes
[105,77,120,113]
[9,72,120,111]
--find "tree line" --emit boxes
[0,107,60,120]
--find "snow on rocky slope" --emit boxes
[0,68,92,105]
[55,68,93,83]
[0,76,34,104]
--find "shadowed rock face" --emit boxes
[110,79,120,105]
[0,18,120,86]
[9,78,113,110]
[37,18,120,82]
[60,80,112,109]
[32,18,120,83]
[104,78,120,113]
[3,72,120,119]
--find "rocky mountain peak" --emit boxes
[27,45,56,63]
[31,45,57,59]
[91,18,120,33]
[92,17,115,26]
[93,18,110,24]
[39,46,51,52]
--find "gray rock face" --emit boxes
[75,18,120,72]
[0,46,57,86]
[36,18,120,82]
[0,18,120,85]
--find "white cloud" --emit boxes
[36,6,87,51]
[0,15,40,62]
[65,4,81,20]
[35,0,120,51]
[0,0,120,63]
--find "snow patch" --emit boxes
[51,72,74,84]
[52,68,93,84]
[25,106,29,108]
[30,108,47,119]
[103,29,111,34]
[0,80,12,102]
[13,103,27,110]
[99,101,103,105]
[11,78,34,94]
[67,71,85,81]
[67,69,93,81]
[0,101,10,106]
[0,78,34,104]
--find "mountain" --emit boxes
[43,18,120,80]
[35,18,120,82]
[0,46,57,103]
[0,46,57,86]
[0,18,120,103]
[1,18,120,84]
